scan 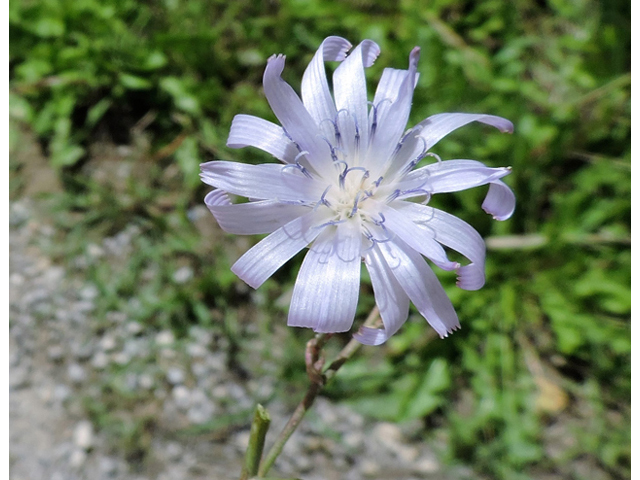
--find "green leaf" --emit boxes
[51,144,85,168]
[119,73,153,90]
[86,99,112,128]
[33,17,65,38]
[160,77,201,116]
[9,92,34,123]
[174,135,201,191]
[402,358,451,420]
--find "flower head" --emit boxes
[201,37,515,345]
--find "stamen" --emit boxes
[315,218,347,229]
[320,136,341,163]
[401,136,428,175]
[349,192,363,217]
[282,127,302,152]
[367,101,378,137]
[367,214,395,244]
[387,189,401,202]
[320,118,342,147]
[280,152,312,178]
[317,185,332,208]
[397,188,432,200]
[424,152,442,163]
[339,166,369,189]
[353,113,360,154]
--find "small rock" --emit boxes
[99,335,117,352]
[67,363,87,384]
[138,374,155,390]
[413,454,440,474]
[172,266,193,284]
[91,352,109,370]
[155,330,175,346]
[112,351,131,365]
[10,364,30,389]
[166,367,185,385]
[69,449,87,468]
[172,385,191,410]
[53,384,71,402]
[343,431,364,450]
[233,431,250,451]
[73,421,94,450]
[47,345,65,362]
[126,321,143,335]
[86,243,105,258]
[165,441,183,461]
[98,456,120,476]
[187,343,207,359]
[359,458,381,477]
[79,284,99,301]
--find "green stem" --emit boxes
[257,306,380,477]
[240,404,271,480]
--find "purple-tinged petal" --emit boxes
[231,210,332,289]
[204,190,310,235]
[200,161,325,203]
[371,67,419,124]
[396,160,511,194]
[288,220,362,333]
[417,113,513,151]
[482,179,516,220]
[377,237,460,338]
[302,36,351,139]
[368,47,421,173]
[354,244,410,345]
[263,54,334,178]
[333,40,380,162]
[397,202,487,290]
[380,126,426,181]
[367,200,459,272]
[226,114,299,163]
[384,113,513,177]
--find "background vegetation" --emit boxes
[9,0,630,479]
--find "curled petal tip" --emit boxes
[409,47,421,69]
[500,120,515,134]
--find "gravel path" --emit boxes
[9,198,478,480]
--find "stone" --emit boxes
[73,421,94,450]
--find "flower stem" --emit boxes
[240,404,271,480]
[257,306,380,477]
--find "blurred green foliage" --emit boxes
[10,0,630,478]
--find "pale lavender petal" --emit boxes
[333,40,380,161]
[226,114,298,163]
[204,190,310,235]
[384,113,513,177]
[380,126,426,180]
[302,36,351,138]
[231,210,331,289]
[354,244,410,345]
[368,47,421,172]
[371,67,419,123]
[288,221,362,333]
[200,161,325,203]
[482,179,516,220]
[263,54,334,178]
[378,237,460,338]
[417,113,514,151]
[397,202,487,290]
[396,160,512,195]
[369,200,459,271]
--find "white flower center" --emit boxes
[322,164,383,224]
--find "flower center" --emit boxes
[322,165,382,223]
